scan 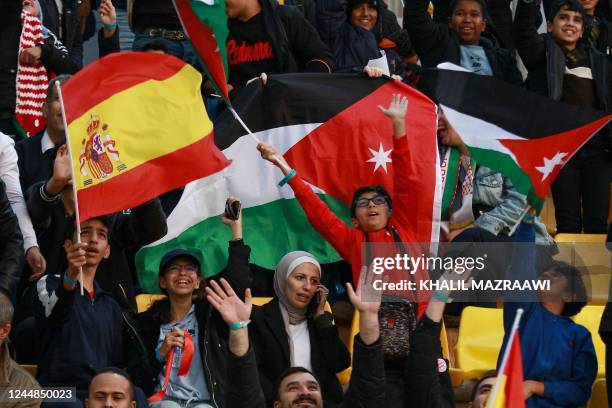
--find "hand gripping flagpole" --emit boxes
[486,307,524,408]
[55,81,84,296]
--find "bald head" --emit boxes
[86,369,135,408]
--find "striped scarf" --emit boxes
[15,10,49,137]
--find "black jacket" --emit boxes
[226,335,384,408]
[0,1,22,112]
[24,181,167,311]
[33,276,123,390]
[229,0,332,88]
[249,298,350,406]
[403,0,523,86]
[403,315,454,408]
[15,132,56,194]
[128,240,252,407]
[514,0,612,149]
[0,179,24,297]
[38,0,84,74]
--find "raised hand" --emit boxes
[378,93,408,122]
[313,284,330,317]
[346,265,382,315]
[205,278,252,326]
[220,197,243,240]
[46,145,72,195]
[256,142,292,175]
[99,0,117,27]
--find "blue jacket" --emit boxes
[33,274,123,390]
[499,222,597,407]
[473,166,553,245]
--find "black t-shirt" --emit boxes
[227,14,278,88]
[561,47,597,109]
[132,0,182,31]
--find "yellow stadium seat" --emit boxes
[554,234,607,243]
[20,364,37,378]
[136,294,167,313]
[573,305,606,378]
[252,297,273,306]
[450,307,504,387]
[587,378,608,408]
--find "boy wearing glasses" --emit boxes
[257,94,429,407]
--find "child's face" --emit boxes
[547,6,584,49]
[538,269,573,304]
[351,191,391,232]
[449,0,487,45]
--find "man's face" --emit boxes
[547,6,584,48]
[470,377,496,408]
[159,256,201,296]
[78,219,111,267]
[350,3,378,31]
[450,0,487,45]
[274,372,323,408]
[351,191,391,232]
[42,86,65,135]
[86,373,135,408]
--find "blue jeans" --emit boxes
[132,34,198,67]
[151,397,215,408]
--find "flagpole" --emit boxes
[228,106,261,144]
[486,307,524,408]
[55,81,84,296]
[508,205,531,237]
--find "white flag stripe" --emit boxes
[440,105,524,163]
[146,123,323,246]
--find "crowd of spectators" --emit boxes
[0,0,610,407]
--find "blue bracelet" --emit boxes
[432,290,450,303]
[103,22,117,30]
[155,348,165,363]
[229,320,250,331]
[278,169,296,187]
[63,274,77,286]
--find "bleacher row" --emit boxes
[17,202,610,406]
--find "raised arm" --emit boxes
[403,0,451,62]
[257,143,358,261]
[513,0,546,70]
[315,0,348,54]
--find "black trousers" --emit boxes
[551,148,611,234]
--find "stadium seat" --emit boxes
[136,294,167,312]
[573,305,606,378]
[20,364,37,377]
[450,307,504,387]
[587,378,608,408]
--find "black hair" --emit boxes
[91,367,135,399]
[448,0,488,18]
[350,185,392,218]
[541,260,587,317]
[274,367,320,401]
[46,75,72,102]
[141,40,170,54]
[470,370,497,402]
[547,0,587,22]
[64,214,115,241]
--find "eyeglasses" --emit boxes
[355,195,387,208]
[166,265,198,274]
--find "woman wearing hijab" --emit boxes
[249,251,350,407]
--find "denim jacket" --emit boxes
[473,166,554,245]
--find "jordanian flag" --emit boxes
[136,74,440,293]
[417,68,611,211]
[173,0,230,102]
[62,52,230,222]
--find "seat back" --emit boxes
[455,307,504,373]
[136,294,167,313]
[573,305,606,378]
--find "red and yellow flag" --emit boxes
[488,331,525,408]
[61,52,230,221]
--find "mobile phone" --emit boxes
[224,199,242,220]
[307,291,322,316]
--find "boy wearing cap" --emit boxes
[34,215,124,405]
[130,198,252,408]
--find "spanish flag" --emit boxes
[487,309,525,408]
[61,52,230,221]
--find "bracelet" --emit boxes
[63,274,77,286]
[278,169,297,187]
[432,290,450,303]
[103,22,117,30]
[524,214,535,223]
[155,348,164,363]
[229,320,251,331]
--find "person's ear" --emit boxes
[85,399,89,408]
[42,101,49,119]
[159,276,168,290]
[273,401,281,408]
[0,324,11,343]
[547,21,553,32]
[350,218,360,227]
[130,400,136,408]
[103,244,111,259]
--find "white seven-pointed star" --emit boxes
[366,143,393,173]
[535,151,567,181]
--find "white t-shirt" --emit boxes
[287,321,312,370]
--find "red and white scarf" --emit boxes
[15,10,49,137]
